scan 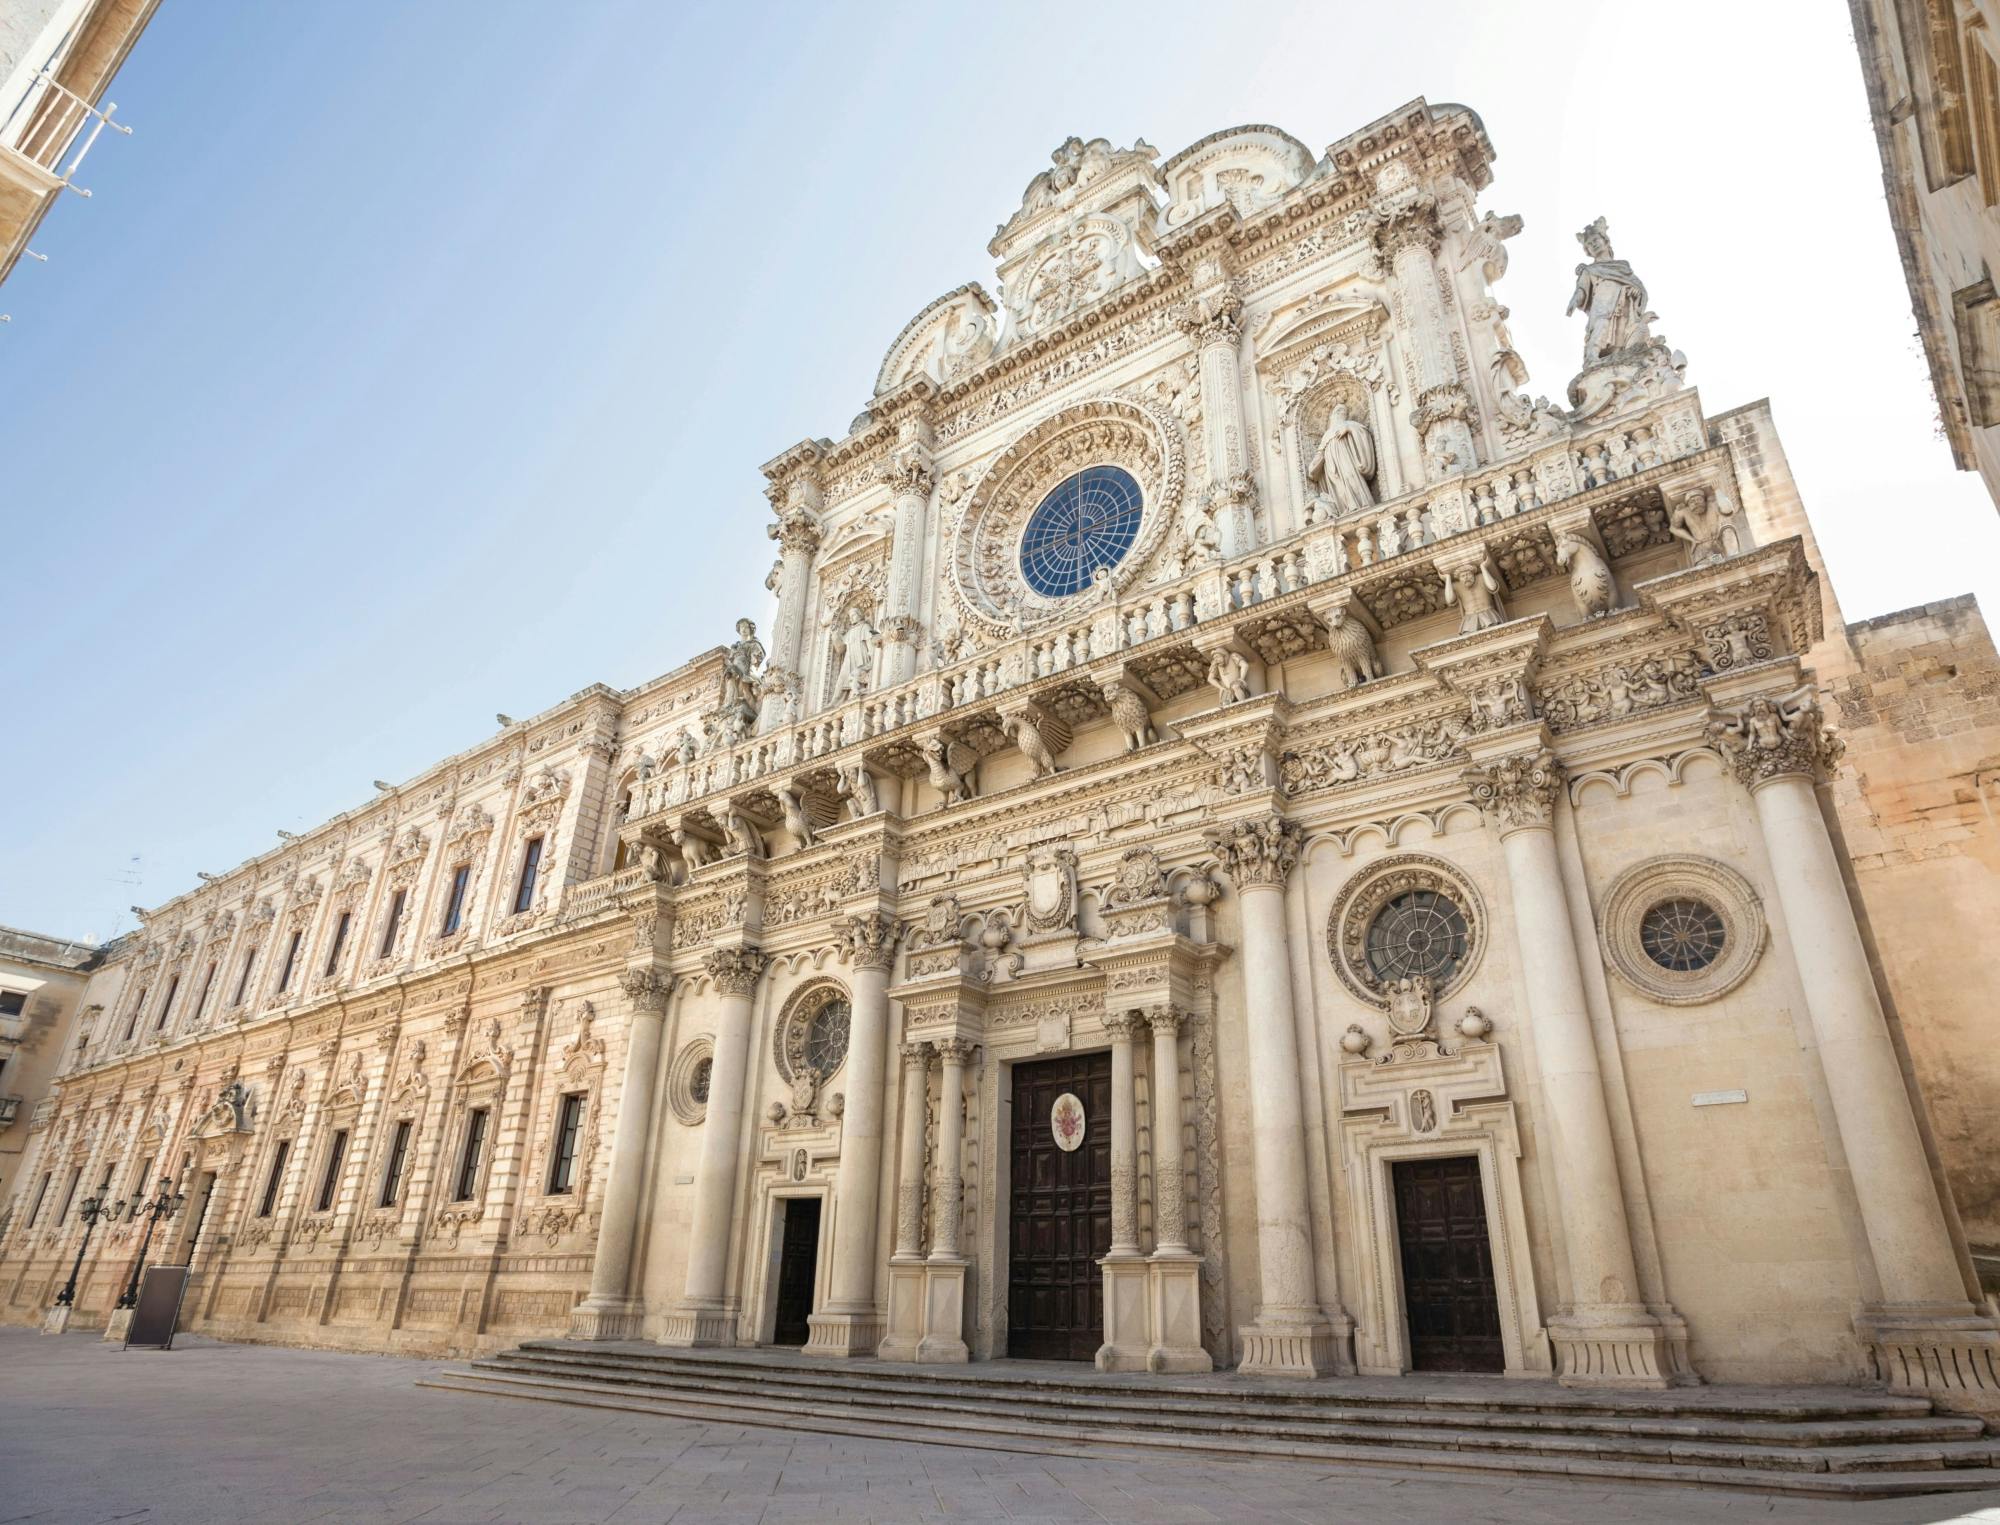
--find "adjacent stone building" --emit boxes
[1851,0,2000,511]
[0,924,105,1222]
[4,103,1997,1414]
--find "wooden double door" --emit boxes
[1007,1051,1112,1361]
[1392,1155,1504,1372]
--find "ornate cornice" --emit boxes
[1464,747,1564,836]
[1202,815,1302,889]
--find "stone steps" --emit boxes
[418,1343,2000,1501]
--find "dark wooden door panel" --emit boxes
[771,1196,821,1347]
[1393,1155,1504,1373]
[1007,1050,1111,1361]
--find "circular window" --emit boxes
[1599,856,1766,1005]
[667,1038,715,1126]
[1639,899,1726,972]
[1364,891,1469,985]
[1018,466,1143,598]
[804,1000,851,1076]
[774,982,854,1089]
[689,1057,712,1104]
[1326,855,1486,1010]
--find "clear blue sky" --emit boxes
[6,1,1995,942]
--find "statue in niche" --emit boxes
[1668,486,1742,568]
[830,608,878,702]
[1567,217,1655,367]
[719,619,766,715]
[1307,403,1377,517]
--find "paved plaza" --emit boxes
[0,1329,1997,1524]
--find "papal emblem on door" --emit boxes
[1051,1092,1086,1151]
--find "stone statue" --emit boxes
[1668,487,1742,568]
[719,619,766,715]
[1307,403,1377,517]
[1567,218,1654,367]
[1442,557,1507,634]
[1206,648,1253,705]
[779,787,816,849]
[723,804,765,859]
[831,608,878,702]
[672,824,715,870]
[1555,531,1616,619]
[1325,602,1384,690]
[836,761,879,819]
[674,730,699,767]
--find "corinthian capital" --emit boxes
[1705,686,1844,791]
[703,946,768,996]
[1202,815,1302,889]
[1175,287,1243,348]
[769,505,822,557]
[1464,747,1564,835]
[617,966,672,1015]
[1371,185,1443,260]
[837,911,901,971]
[878,456,935,500]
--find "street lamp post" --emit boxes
[116,1180,187,1310]
[52,1192,117,1309]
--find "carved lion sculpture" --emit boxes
[1324,603,1385,690]
[1100,680,1157,751]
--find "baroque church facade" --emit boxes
[6,101,1999,1410]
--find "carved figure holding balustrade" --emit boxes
[1668,487,1742,568]
[1442,556,1508,633]
[1206,648,1253,705]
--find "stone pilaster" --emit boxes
[1203,813,1338,1376]
[1177,284,1255,557]
[759,481,823,729]
[1464,738,1681,1387]
[878,419,934,688]
[1372,175,1476,480]
[915,1037,973,1363]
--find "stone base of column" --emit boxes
[878,1259,926,1361]
[915,1258,969,1363]
[1095,1255,1152,1372]
[659,1300,737,1348]
[1238,1309,1340,1378]
[1145,1252,1212,1373]
[1857,1304,2000,1418]
[40,1304,73,1336]
[102,1306,135,1343]
[565,1295,645,1342]
[802,1302,884,1358]
[1548,1306,1677,1389]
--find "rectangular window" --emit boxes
[453,1108,489,1201]
[323,911,352,977]
[56,1167,82,1225]
[258,1140,291,1218]
[154,973,181,1031]
[233,949,255,1006]
[123,987,149,1042]
[0,990,23,1018]
[379,1119,413,1207]
[193,962,217,1022]
[315,1130,348,1213]
[512,837,544,915]
[1970,27,2000,205]
[26,1172,52,1227]
[276,929,302,993]
[441,865,472,936]
[547,1093,586,1194]
[258,1136,292,1216]
[131,1155,155,1201]
[379,889,406,957]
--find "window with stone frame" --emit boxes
[1899,0,1977,187]
[1968,21,2000,206]
[452,1106,490,1202]
[257,1139,291,1218]
[1955,278,2000,427]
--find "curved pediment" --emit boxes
[874,284,999,397]
[1161,124,1316,229]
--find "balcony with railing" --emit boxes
[0,66,131,199]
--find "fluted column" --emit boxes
[806,914,900,1357]
[891,1042,932,1260]
[759,497,822,729]
[1372,179,1475,479]
[878,433,932,688]
[663,945,767,1346]
[1707,690,2000,1401]
[569,968,671,1340]
[928,1039,972,1261]
[1204,815,1337,1376]
[1147,1007,1189,1254]
[1466,745,1674,1387]
[1103,1011,1142,1257]
[1178,288,1255,557]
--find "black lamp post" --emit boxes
[116,1180,186,1310]
[52,1192,117,1308]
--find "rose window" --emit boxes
[1364,891,1470,985]
[804,999,851,1077]
[1018,466,1143,598]
[690,1057,712,1105]
[1639,899,1726,972]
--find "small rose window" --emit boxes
[1365,891,1469,985]
[1639,899,1726,973]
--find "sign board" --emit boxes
[123,1266,190,1349]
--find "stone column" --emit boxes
[568,968,671,1340]
[662,945,767,1346]
[1466,744,1674,1386]
[891,1042,932,1260]
[1203,815,1337,1376]
[916,1037,973,1362]
[1708,690,2000,1402]
[1178,286,1256,558]
[1372,176,1476,480]
[806,914,900,1357]
[1104,1011,1142,1256]
[759,494,822,729]
[1147,1007,1189,1254]
[878,427,933,689]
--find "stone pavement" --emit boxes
[3,1328,1999,1525]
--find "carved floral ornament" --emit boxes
[1326,853,1487,1010]
[1597,855,1766,1006]
[946,396,1186,639]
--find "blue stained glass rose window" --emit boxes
[1018,466,1143,598]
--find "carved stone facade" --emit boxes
[4,102,1998,1415]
